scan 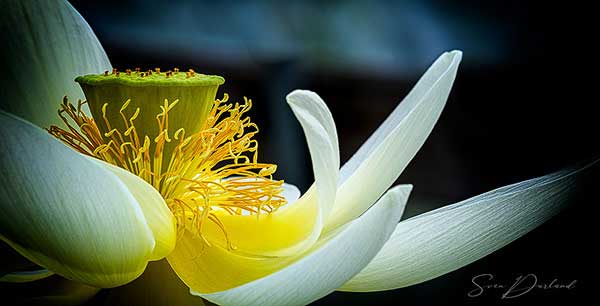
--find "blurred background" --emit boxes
[3,0,599,305]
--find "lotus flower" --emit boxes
[0,1,592,306]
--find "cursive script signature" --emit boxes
[468,273,577,299]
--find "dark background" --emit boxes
[5,0,600,305]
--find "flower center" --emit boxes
[48,68,286,246]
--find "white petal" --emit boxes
[0,111,157,287]
[340,161,594,291]
[280,182,301,204]
[0,0,111,128]
[200,185,412,306]
[287,90,340,220]
[0,268,53,283]
[326,51,462,231]
[93,159,176,261]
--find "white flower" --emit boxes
[0,1,593,306]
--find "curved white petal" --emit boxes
[0,111,157,287]
[287,90,340,221]
[340,162,594,292]
[200,185,412,306]
[93,159,176,261]
[326,51,462,231]
[0,0,111,128]
[0,268,54,283]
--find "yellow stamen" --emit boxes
[48,94,286,247]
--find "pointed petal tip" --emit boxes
[437,50,462,70]
[389,184,414,193]
[286,89,314,98]
[386,185,414,207]
[383,185,413,221]
[285,90,320,106]
[448,49,463,56]
[451,50,463,62]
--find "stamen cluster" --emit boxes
[49,94,286,245]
